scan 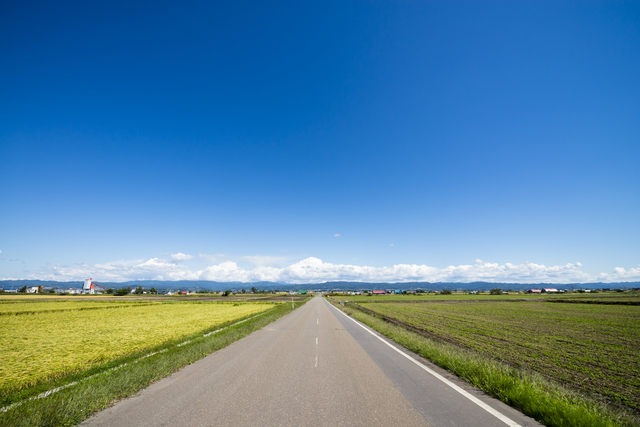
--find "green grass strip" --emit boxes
[0,299,308,427]
[333,300,637,427]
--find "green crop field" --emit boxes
[330,291,640,303]
[358,300,640,413]
[0,299,276,396]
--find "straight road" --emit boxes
[83,296,542,427]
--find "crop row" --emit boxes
[0,301,276,395]
[360,300,640,412]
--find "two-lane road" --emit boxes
[83,296,541,426]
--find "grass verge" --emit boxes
[0,299,308,427]
[330,299,638,427]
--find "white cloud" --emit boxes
[389,244,394,246]
[597,266,640,281]
[34,258,197,282]
[171,253,193,262]
[25,257,640,284]
[334,234,341,237]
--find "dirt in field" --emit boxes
[359,300,640,413]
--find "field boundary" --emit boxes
[0,302,162,316]
[329,300,524,427]
[0,311,269,413]
[546,300,640,306]
[0,298,310,427]
[353,302,463,347]
[329,298,637,427]
[0,301,279,401]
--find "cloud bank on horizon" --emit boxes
[13,254,640,284]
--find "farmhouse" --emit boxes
[542,288,558,293]
[372,290,387,295]
[526,289,542,293]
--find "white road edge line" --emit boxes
[1,311,270,413]
[329,301,522,427]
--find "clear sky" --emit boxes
[1,0,639,284]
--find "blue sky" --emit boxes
[1,0,639,283]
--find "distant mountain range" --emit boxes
[1,279,638,292]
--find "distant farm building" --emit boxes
[81,279,107,294]
[298,290,307,295]
[542,288,558,293]
[372,290,387,295]
[526,289,542,293]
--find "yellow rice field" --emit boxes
[0,300,155,315]
[0,294,113,300]
[0,300,275,393]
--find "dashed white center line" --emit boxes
[315,336,319,368]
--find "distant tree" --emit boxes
[251,286,257,294]
[490,288,503,295]
[115,287,129,296]
[149,287,157,294]
[106,288,114,294]
[18,285,27,293]
[134,286,144,294]
[222,290,231,296]
[48,288,56,294]
[440,289,452,295]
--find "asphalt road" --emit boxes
[82,296,542,427]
